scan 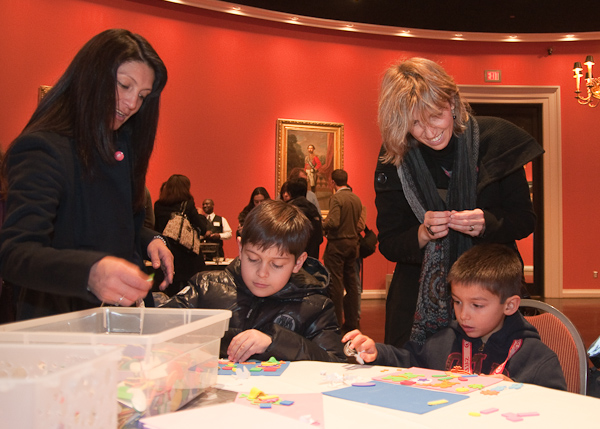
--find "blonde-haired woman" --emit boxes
[375,58,542,346]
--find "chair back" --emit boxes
[520,299,587,394]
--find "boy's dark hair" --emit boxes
[241,200,311,259]
[287,178,308,199]
[447,244,523,302]
[331,169,348,186]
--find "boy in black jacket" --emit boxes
[344,244,567,390]
[161,200,345,363]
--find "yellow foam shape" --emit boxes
[427,399,448,406]
[248,387,264,400]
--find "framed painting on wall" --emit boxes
[276,119,344,215]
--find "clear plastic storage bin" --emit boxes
[0,343,121,429]
[0,307,231,428]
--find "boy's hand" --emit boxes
[227,329,272,362]
[342,330,378,363]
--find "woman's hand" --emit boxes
[227,329,272,363]
[147,238,174,290]
[449,209,486,237]
[419,210,451,248]
[342,330,378,363]
[87,256,153,306]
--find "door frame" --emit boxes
[459,85,563,297]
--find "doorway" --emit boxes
[459,84,563,298]
[469,103,544,297]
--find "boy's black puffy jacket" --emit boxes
[161,257,346,362]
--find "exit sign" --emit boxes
[485,70,502,82]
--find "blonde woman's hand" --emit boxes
[449,209,486,237]
[419,210,451,248]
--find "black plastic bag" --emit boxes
[359,226,378,259]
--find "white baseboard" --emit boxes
[560,289,600,298]
[361,289,387,300]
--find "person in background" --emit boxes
[375,57,543,347]
[323,169,364,333]
[0,29,173,320]
[154,174,208,296]
[289,167,321,214]
[201,198,232,260]
[287,178,323,259]
[161,200,346,363]
[237,186,271,236]
[279,181,291,202]
[343,244,567,391]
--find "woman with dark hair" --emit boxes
[237,187,271,236]
[154,174,208,296]
[0,29,173,320]
[279,181,291,202]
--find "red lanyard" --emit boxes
[461,339,523,375]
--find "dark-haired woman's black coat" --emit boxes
[0,131,156,320]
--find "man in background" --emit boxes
[201,199,232,260]
[323,169,364,333]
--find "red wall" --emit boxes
[1,0,599,292]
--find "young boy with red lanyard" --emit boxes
[344,244,567,391]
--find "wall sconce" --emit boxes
[573,56,600,107]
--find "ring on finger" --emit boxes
[469,225,475,232]
[117,295,125,306]
[426,225,434,235]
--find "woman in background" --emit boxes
[279,181,291,202]
[154,174,208,296]
[237,186,271,236]
[375,57,543,347]
[0,29,173,320]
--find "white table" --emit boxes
[142,361,599,428]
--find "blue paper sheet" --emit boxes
[323,380,468,414]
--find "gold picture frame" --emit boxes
[276,118,344,215]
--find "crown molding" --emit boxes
[162,0,600,42]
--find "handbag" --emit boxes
[162,201,201,254]
[359,225,378,259]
